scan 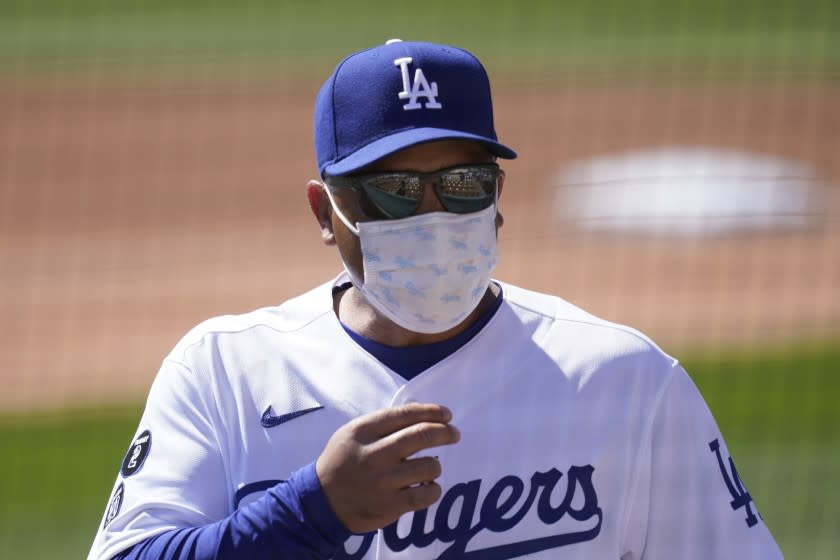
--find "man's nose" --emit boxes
[414,182,446,215]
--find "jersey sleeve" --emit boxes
[87,358,233,559]
[87,359,349,560]
[110,463,350,560]
[623,365,783,559]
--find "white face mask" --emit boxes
[325,186,499,334]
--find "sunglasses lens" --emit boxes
[438,167,497,213]
[362,175,423,219]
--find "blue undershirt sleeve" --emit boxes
[112,462,350,560]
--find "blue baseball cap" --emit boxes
[315,39,517,177]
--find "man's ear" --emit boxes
[306,180,336,245]
[495,169,506,230]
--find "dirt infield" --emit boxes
[1,80,838,410]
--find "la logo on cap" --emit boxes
[394,56,442,111]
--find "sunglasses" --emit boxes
[326,163,500,219]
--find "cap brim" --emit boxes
[322,128,517,177]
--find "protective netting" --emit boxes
[0,1,837,557]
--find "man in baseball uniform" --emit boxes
[88,40,783,559]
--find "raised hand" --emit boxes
[315,403,460,533]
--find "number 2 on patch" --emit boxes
[709,438,760,527]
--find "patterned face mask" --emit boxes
[325,186,498,334]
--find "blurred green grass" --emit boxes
[1,0,838,82]
[0,406,141,559]
[1,341,838,558]
[683,340,840,559]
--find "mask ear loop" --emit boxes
[493,174,500,219]
[321,181,367,289]
[322,182,361,236]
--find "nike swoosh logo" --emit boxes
[261,405,324,428]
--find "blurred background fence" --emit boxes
[1,1,838,557]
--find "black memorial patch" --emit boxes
[121,429,152,477]
[103,483,124,529]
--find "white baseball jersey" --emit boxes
[89,275,782,559]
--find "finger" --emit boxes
[398,481,443,513]
[354,403,452,440]
[374,421,460,460]
[388,455,443,489]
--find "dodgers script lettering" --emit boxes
[333,464,602,559]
